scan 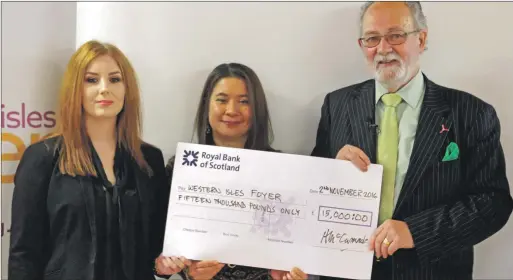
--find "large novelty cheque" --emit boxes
[162,143,383,279]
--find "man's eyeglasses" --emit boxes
[359,30,420,48]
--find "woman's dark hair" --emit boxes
[194,62,274,151]
[166,63,276,180]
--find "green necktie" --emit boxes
[377,93,402,225]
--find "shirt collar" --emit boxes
[375,69,424,109]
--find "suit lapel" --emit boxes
[347,81,377,163]
[394,77,453,214]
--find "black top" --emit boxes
[8,135,169,280]
[90,143,141,280]
[91,184,126,280]
[212,265,270,280]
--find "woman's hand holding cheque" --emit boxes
[270,267,308,280]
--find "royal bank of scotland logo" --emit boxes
[182,150,199,166]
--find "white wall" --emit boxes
[75,2,513,279]
[76,2,368,158]
[1,2,77,278]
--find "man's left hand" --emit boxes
[369,219,414,259]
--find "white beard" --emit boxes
[373,52,409,89]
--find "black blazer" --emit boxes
[312,74,513,280]
[8,136,170,280]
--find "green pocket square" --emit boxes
[442,142,459,162]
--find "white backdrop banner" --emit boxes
[1,2,77,278]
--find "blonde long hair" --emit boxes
[52,40,151,177]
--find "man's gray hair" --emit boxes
[359,1,428,36]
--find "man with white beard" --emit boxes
[311,1,512,280]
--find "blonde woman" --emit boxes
[8,40,186,280]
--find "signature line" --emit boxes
[312,245,366,253]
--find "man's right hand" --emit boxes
[336,145,371,171]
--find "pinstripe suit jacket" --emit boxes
[311,74,513,280]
